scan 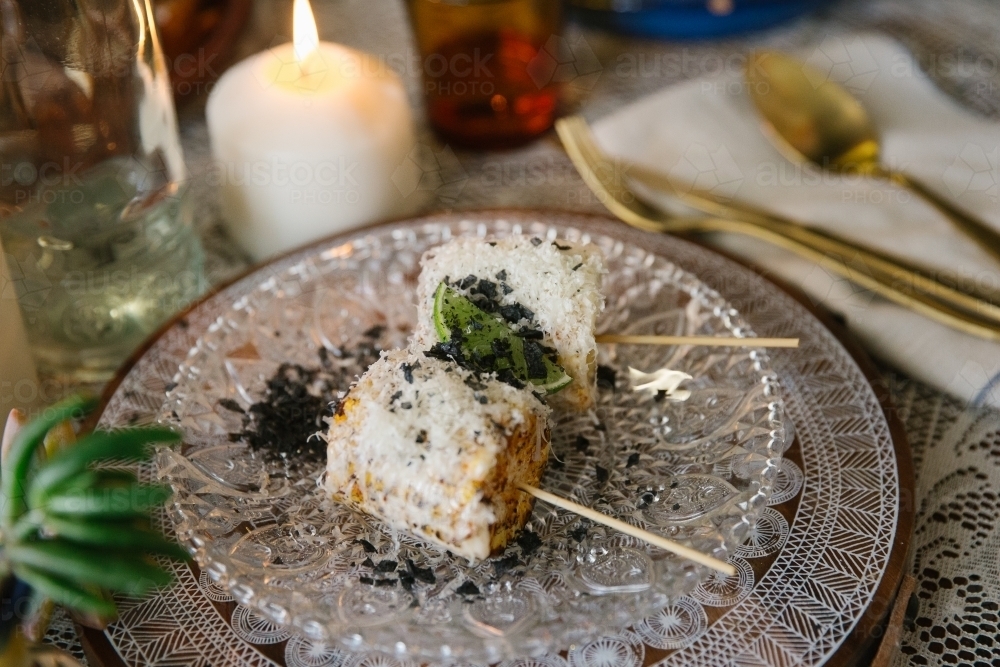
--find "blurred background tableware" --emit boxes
[745,50,1000,266]
[0,237,39,434]
[565,0,829,39]
[0,0,206,384]
[153,0,254,102]
[206,0,417,261]
[406,0,564,149]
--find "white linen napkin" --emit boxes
[593,33,1000,409]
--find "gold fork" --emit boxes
[556,116,1000,341]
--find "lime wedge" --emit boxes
[432,282,572,394]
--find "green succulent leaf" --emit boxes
[2,395,97,528]
[41,516,189,561]
[7,541,172,596]
[43,484,173,520]
[28,428,179,507]
[12,564,117,618]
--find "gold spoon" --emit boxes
[745,50,1000,266]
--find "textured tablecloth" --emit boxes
[45,0,1000,665]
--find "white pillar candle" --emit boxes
[206,0,417,260]
[0,237,39,433]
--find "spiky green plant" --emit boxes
[0,395,187,627]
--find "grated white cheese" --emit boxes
[324,348,550,560]
[413,236,606,411]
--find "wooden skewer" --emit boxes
[517,483,737,576]
[597,334,799,349]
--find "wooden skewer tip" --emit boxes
[517,483,736,576]
[596,334,799,349]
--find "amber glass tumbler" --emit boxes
[407,0,563,150]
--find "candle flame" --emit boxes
[293,0,320,64]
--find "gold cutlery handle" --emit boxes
[622,162,1000,323]
[555,116,1000,341]
[883,168,1000,267]
[679,216,1000,341]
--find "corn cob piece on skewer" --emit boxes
[413,236,605,412]
[324,348,551,560]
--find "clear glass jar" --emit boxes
[0,0,205,383]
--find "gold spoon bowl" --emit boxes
[745,50,1000,266]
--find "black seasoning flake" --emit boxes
[569,524,589,542]
[530,237,542,246]
[400,402,412,410]
[516,531,542,555]
[477,395,488,405]
[491,338,513,360]
[654,390,668,403]
[390,390,403,403]
[637,491,655,509]
[500,283,513,295]
[416,429,427,443]
[456,581,480,596]
[375,560,398,573]
[515,328,544,340]
[552,241,572,250]
[362,557,375,569]
[492,554,520,577]
[359,576,374,585]
[626,452,640,468]
[227,432,242,442]
[425,340,466,366]
[458,274,477,290]
[572,263,583,271]
[522,340,548,380]
[487,241,497,247]
[407,559,436,584]
[236,362,343,463]
[574,435,590,453]
[219,399,245,414]
[374,578,396,587]
[464,376,487,391]
[597,365,617,391]
[164,382,177,393]
[399,574,415,591]
[401,362,418,384]
[356,539,377,553]
[495,368,525,390]
[496,270,507,281]
[473,279,498,300]
[595,466,610,485]
[499,304,522,324]
[363,324,385,339]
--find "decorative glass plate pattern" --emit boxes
[153,215,789,662]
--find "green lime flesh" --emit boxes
[432,282,572,394]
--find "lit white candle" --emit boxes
[207,0,416,260]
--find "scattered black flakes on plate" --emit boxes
[456,581,480,596]
[375,560,398,573]
[356,539,377,553]
[229,339,382,463]
[492,554,520,577]
[516,531,542,555]
[218,398,244,414]
[597,365,617,391]
[595,465,610,485]
[406,559,436,584]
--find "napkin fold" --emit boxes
[593,34,1000,409]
